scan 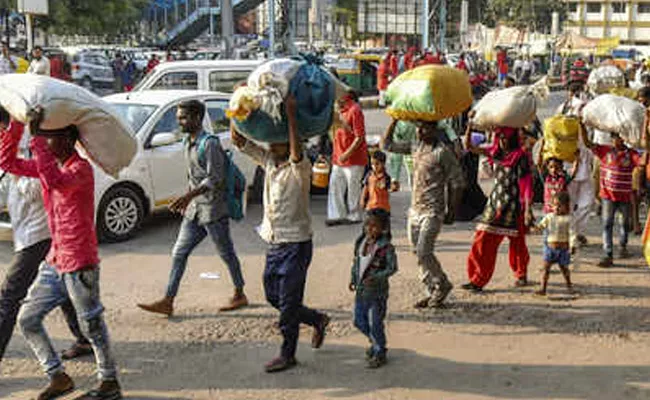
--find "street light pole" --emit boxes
[268,0,275,58]
[422,0,429,51]
[222,0,234,58]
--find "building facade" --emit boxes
[256,0,311,40]
[564,0,650,44]
[357,0,423,48]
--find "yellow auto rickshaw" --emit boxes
[335,54,382,95]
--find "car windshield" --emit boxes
[111,103,158,134]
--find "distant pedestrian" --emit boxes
[360,150,392,236]
[138,100,248,317]
[349,210,397,369]
[233,95,330,373]
[377,55,391,108]
[146,54,159,74]
[27,46,50,76]
[0,41,16,75]
[327,91,368,226]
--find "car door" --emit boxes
[145,105,188,206]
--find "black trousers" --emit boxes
[0,239,87,362]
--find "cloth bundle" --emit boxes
[228,57,342,143]
[0,74,137,177]
[587,65,626,95]
[384,65,473,122]
[582,94,645,147]
[471,79,549,129]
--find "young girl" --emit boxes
[536,139,580,215]
[349,211,398,368]
[463,126,533,292]
[533,192,575,296]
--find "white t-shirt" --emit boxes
[27,56,50,76]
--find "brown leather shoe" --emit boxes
[73,379,122,400]
[137,297,174,317]
[219,293,248,312]
[311,314,330,349]
[37,371,74,400]
[61,341,93,360]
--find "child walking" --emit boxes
[536,139,580,215]
[533,192,575,296]
[360,150,391,235]
[350,210,398,368]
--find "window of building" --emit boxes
[567,2,578,13]
[639,2,650,13]
[611,2,626,13]
[586,2,601,13]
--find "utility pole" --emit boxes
[268,0,275,58]
[222,0,234,57]
[439,0,446,51]
[422,0,429,51]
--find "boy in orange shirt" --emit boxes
[361,151,391,236]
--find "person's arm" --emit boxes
[360,176,369,209]
[230,121,268,167]
[285,95,302,163]
[580,122,595,150]
[463,122,489,157]
[381,119,411,154]
[0,121,38,178]
[170,137,223,214]
[536,138,545,172]
[8,56,15,71]
[338,107,365,163]
[570,149,581,180]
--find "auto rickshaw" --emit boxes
[334,54,382,96]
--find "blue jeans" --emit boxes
[18,263,117,380]
[264,240,323,359]
[166,217,244,298]
[601,199,630,257]
[354,296,387,357]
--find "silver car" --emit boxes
[71,51,115,90]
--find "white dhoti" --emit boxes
[327,165,365,222]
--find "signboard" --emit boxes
[17,0,49,15]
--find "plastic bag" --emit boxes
[587,65,626,95]
[471,79,549,129]
[384,65,473,122]
[0,74,136,177]
[582,94,645,146]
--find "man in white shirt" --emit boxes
[232,96,330,373]
[521,57,534,84]
[27,46,50,76]
[0,115,90,363]
[557,81,594,249]
[0,42,15,75]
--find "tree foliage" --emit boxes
[483,0,566,31]
[43,0,149,36]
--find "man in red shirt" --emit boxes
[377,55,391,107]
[146,54,159,74]
[497,48,509,86]
[0,109,121,400]
[389,50,399,78]
[581,123,648,267]
[403,47,416,71]
[456,53,469,72]
[327,92,368,226]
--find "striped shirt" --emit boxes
[593,145,640,203]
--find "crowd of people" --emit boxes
[1,45,650,400]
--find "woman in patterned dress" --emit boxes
[461,126,534,292]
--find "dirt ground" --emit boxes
[1,182,650,400]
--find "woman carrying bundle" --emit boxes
[462,126,534,292]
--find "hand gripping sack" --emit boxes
[0,74,136,177]
[232,58,336,143]
[582,94,645,146]
[543,114,580,162]
[587,65,626,95]
[384,65,473,121]
[471,79,549,129]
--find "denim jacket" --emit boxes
[350,234,398,299]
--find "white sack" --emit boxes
[587,65,626,95]
[0,74,137,177]
[582,94,645,146]
[471,80,549,129]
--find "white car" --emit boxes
[0,91,264,244]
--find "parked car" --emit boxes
[70,50,115,90]
[133,60,262,94]
[0,91,264,244]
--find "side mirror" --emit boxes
[150,132,180,148]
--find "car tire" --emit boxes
[81,76,93,91]
[248,166,265,204]
[97,186,145,243]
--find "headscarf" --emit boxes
[487,127,533,204]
